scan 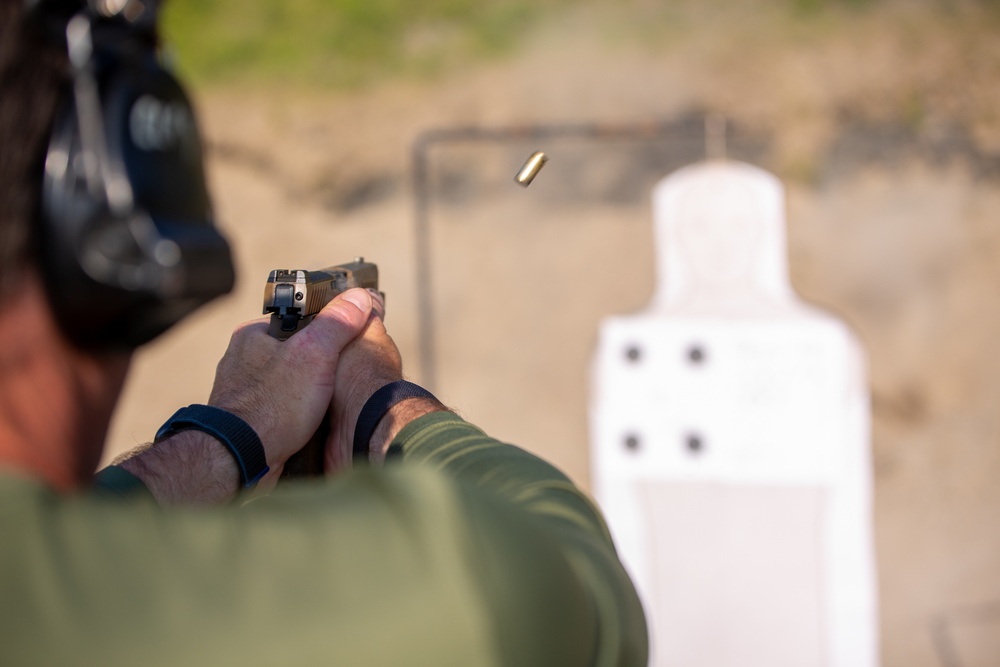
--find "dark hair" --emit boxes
[0,0,68,294]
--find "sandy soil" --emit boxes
[106,4,1000,665]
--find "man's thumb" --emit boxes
[305,288,373,349]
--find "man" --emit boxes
[0,1,648,665]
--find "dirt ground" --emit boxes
[105,3,1000,665]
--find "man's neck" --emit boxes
[0,274,129,491]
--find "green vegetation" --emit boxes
[161,0,565,88]
[160,0,897,89]
[789,0,874,14]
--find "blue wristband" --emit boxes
[352,381,437,460]
[155,405,270,488]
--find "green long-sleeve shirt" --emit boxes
[0,412,647,666]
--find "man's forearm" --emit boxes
[367,396,448,464]
[112,431,240,505]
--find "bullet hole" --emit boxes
[624,434,640,451]
[687,345,705,364]
[685,434,704,454]
[625,346,642,363]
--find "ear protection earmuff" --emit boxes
[29,0,235,349]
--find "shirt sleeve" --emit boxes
[391,411,649,667]
[91,464,154,500]
[0,413,647,667]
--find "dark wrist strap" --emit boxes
[353,380,436,460]
[155,405,270,488]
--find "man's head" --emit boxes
[0,0,225,488]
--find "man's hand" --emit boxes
[325,299,446,473]
[209,288,377,471]
[115,289,376,504]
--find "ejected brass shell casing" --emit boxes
[515,151,548,187]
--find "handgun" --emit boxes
[264,259,380,341]
[263,258,381,477]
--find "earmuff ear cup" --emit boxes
[40,51,234,349]
[105,64,213,225]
